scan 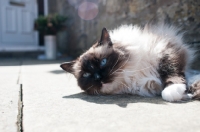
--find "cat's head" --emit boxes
[60,28,129,95]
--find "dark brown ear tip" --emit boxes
[60,63,65,70]
[59,61,75,73]
[102,27,107,31]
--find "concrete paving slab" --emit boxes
[0,61,21,132]
[21,60,200,132]
[0,60,21,84]
[0,84,20,132]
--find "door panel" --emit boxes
[21,10,32,33]
[5,7,17,33]
[0,0,38,45]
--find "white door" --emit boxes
[0,0,38,49]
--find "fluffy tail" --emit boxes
[189,80,200,100]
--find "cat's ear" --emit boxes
[99,28,112,46]
[60,61,75,73]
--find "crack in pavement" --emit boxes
[17,60,23,132]
[17,84,23,132]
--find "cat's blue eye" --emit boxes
[100,58,107,67]
[83,72,91,78]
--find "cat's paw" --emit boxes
[161,84,192,102]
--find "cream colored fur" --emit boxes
[97,24,194,101]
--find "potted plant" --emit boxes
[34,14,67,60]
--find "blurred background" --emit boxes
[0,0,199,68]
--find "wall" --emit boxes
[49,0,200,57]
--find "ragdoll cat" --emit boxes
[60,24,200,102]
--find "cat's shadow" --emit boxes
[63,92,169,108]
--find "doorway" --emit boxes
[0,0,38,51]
[37,0,44,46]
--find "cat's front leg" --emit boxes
[161,76,192,102]
[158,49,193,102]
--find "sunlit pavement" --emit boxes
[1,60,200,132]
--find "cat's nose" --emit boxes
[94,73,101,80]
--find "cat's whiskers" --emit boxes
[111,80,130,91]
[86,85,93,91]
[109,55,121,74]
[110,77,134,92]
[97,90,100,95]
[66,73,74,82]
[114,66,153,75]
[120,82,130,89]
[110,53,131,75]
[94,89,100,95]
[94,89,97,95]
